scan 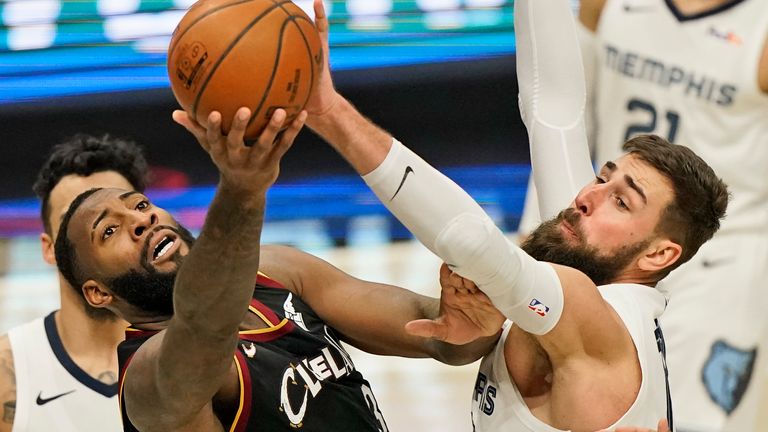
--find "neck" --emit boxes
[57,278,126,382]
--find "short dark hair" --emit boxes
[54,188,104,291]
[33,134,149,235]
[622,135,729,280]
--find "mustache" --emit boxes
[557,208,585,240]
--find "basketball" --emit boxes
[167,0,322,139]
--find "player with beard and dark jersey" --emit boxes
[52,107,503,432]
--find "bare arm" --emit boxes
[122,109,305,430]
[0,335,14,432]
[260,245,501,366]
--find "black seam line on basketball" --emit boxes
[245,8,317,130]
[244,15,294,131]
[281,13,318,123]
[168,0,254,61]
[190,0,295,119]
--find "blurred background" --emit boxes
[0,0,537,430]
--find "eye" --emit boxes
[595,176,606,184]
[136,200,150,211]
[102,225,117,240]
[615,196,629,210]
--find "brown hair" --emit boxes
[623,135,729,280]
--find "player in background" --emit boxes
[0,134,149,431]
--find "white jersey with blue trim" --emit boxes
[8,311,121,432]
[592,0,768,235]
[471,283,670,431]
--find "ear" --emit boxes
[638,239,682,273]
[40,233,56,266]
[82,280,115,309]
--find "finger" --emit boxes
[206,111,225,156]
[172,110,208,150]
[227,107,250,150]
[462,277,479,293]
[255,109,287,150]
[313,0,328,38]
[271,110,306,160]
[404,319,446,341]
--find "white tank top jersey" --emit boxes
[592,0,768,235]
[471,284,671,431]
[8,311,121,432]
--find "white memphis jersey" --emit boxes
[8,312,121,432]
[471,284,670,431]
[593,0,768,234]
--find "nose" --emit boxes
[574,184,606,216]
[129,211,158,240]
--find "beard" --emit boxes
[521,208,649,286]
[107,223,196,317]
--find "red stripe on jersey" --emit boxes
[256,273,285,289]
[232,351,253,432]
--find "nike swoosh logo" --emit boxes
[390,166,414,201]
[702,257,733,269]
[36,390,75,406]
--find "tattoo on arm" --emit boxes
[2,401,14,424]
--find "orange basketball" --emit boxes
[167,0,322,140]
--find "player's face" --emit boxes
[66,188,195,315]
[571,153,673,253]
[522,154,673,285]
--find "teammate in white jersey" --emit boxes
[576,1,768,430]
[0,135,149,432]
[302,0,728,429]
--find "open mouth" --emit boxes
[147,230,181,265]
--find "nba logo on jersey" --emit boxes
[528,299,549,317]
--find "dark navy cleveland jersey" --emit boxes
[118,273,388,431]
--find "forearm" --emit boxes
[516,0,595,220]
[172,182,265,339]
[363,140,564,334]
[306,95,393,175]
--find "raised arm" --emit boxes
[121,108,305,430]
[516,0,595,219]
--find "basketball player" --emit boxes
[55,108,501,431]
[303,0,728,429]
[0,134,148,432]
[574,1,768,430]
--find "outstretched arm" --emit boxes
[122,108,306,430]
[259,245,502,366]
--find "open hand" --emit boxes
[405,263,505,345]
